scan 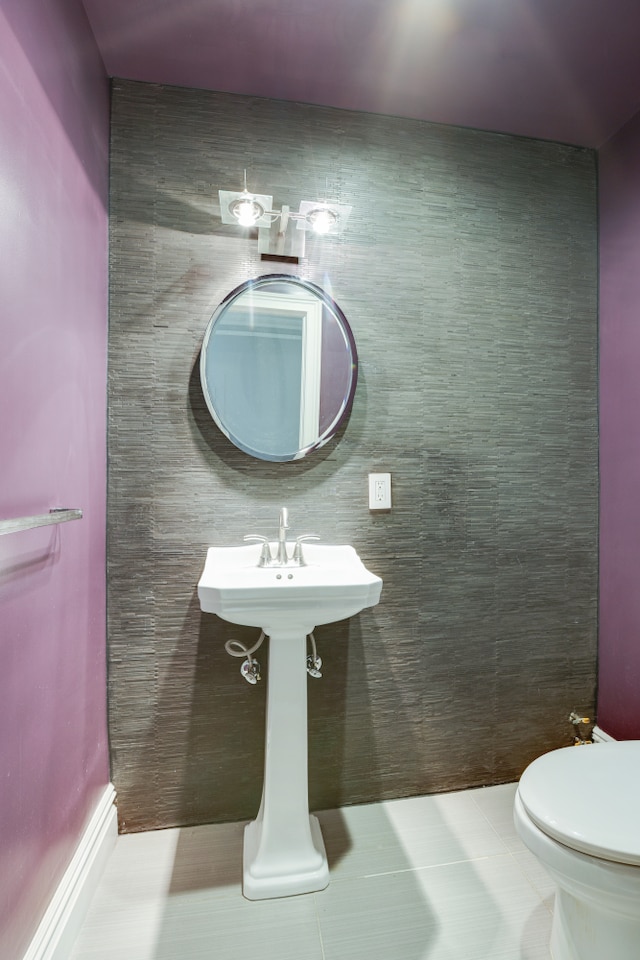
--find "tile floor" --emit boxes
[70,783,555,960]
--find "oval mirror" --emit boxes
[200,275,358,462]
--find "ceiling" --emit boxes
[80,0,640,148]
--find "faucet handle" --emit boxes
[279,506,289,530]
[292,535,320,565]
[243,535,273,566]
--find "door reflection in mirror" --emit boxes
[200,276,357,462]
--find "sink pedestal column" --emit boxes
[243,629,329,900]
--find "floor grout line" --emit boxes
[504,849,555,915]
[324,849,519,886]
[467,785,520,845]
[312,894,327,960]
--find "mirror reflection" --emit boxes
[200,275,358,462]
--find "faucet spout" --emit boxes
[277,507,289,564]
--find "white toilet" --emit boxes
[514,741,640,960]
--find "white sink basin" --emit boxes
[197,534,383,900]
[198,542,382,634]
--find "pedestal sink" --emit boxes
[198,538,382,900]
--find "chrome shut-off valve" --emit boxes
[306,631,322,678]
[306,654,322,678]
[241,658,261,684]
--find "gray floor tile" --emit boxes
[154,893,324,960]
[317,790,508,881]
[70,786,554,960]
[315,855,552,960]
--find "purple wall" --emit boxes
[81,0,640,149]
[0,1,110,956]
[598,107,640,739]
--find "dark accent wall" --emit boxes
[108,80,598,832]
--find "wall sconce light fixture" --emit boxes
[218,173,352,261]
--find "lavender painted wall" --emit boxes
[0,1,110,956]
[598,106,640,740]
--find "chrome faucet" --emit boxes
[276,507,289,565]
[244,508,319,567]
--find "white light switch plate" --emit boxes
[369,473,391,510]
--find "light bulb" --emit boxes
[308,208,337,234]
[236,201,258,226]
[230,195,264,226]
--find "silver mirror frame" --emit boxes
[200,274,358,462]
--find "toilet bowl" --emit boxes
[514,741,640,960]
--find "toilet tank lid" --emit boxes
[518,741,640,866]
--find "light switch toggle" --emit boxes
[369,473,391,510]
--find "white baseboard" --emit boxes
[592,725,617,743]
[23,783,117,960]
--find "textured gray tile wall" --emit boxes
[108,80,598,832]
